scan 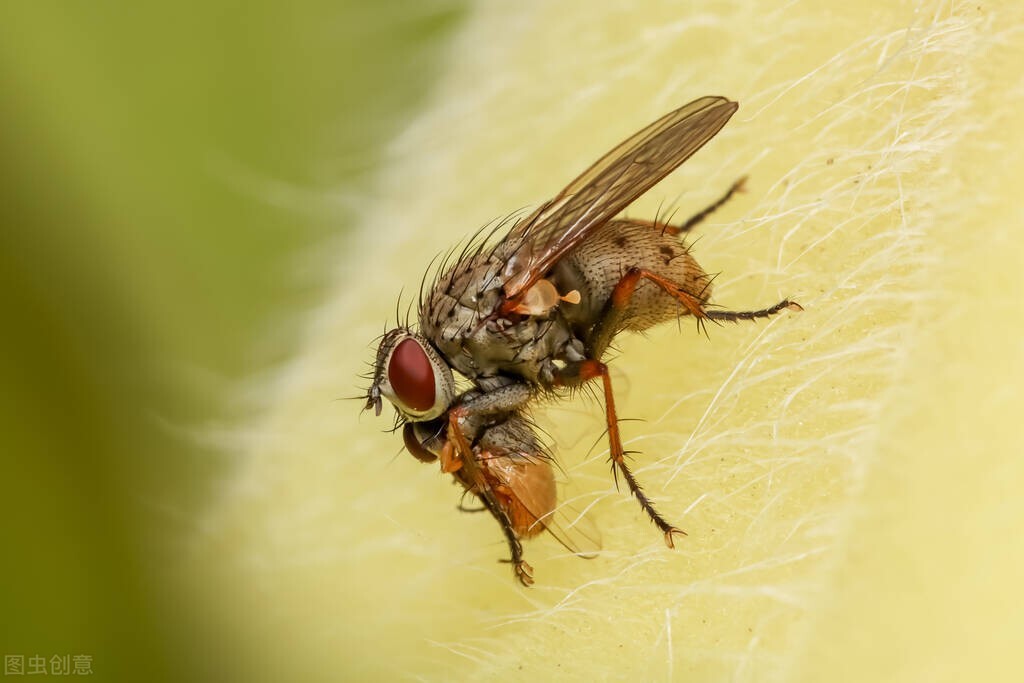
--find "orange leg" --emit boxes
[565,264,800,547]
[446,408,534,586]
[589,266,799,358]
[587,266,709,359]
[555,359,685,548]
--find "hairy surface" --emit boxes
[189,2,1024,682]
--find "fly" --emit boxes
[364,96,802,585]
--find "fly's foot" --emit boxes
[705,298,803,323]
[663,526,688,549]
[514,560,535,587]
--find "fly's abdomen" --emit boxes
[558,218,712,332]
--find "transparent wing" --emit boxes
[497,457,602,558]
[530,494,602,559]
[469,413,602,556]
[503,96,738,298]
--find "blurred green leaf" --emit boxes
[0,3,462,680]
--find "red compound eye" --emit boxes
[388,338,436,412]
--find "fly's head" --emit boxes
[365,328,455,423]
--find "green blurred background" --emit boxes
[0,4,461,680]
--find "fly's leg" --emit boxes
[442,384,536,585]
[568,267,801,546]
[626,177,748,236]
[438,383,533,473]
[554,359,684,548]
[706,299,803,322]
[460,383,534,415]
[588,267,800,357]
[674,175,748,234]
[475,481,534,586]
[444,411,534,586]
[587,267,707,359]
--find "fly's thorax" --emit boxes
[420,239,583,384]
[429,309,580,384]
[420,248,506,374]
